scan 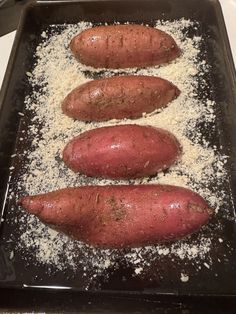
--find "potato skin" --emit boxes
[62,75,180,121]
[19,185,212,248]
[70,24,180,68]
[62,124,181,179]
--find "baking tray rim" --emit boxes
[0,0,236,295]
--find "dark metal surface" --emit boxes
[2,289,236,313]
[1,0,236,309]
[0,0,31,36]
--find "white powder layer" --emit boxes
[8,20,229,278]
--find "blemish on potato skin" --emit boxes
[162,207,168,217]
[160,185,174,192]
[107,195,127,221]
[95,193,100,204]
[97,214,108,226]
[188,202,211,214]
[206,207,214,215]
[154,191,160,197]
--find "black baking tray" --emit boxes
[1,0,236,297]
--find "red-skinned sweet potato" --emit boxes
[63,124,181,179]
[19,185,212,248]
[70,24,180,68]
[62,75,180,121]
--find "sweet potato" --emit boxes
[70,24,180,68]
[62,75,180,121]
[63,124,181,179]
[19,185,212,248]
